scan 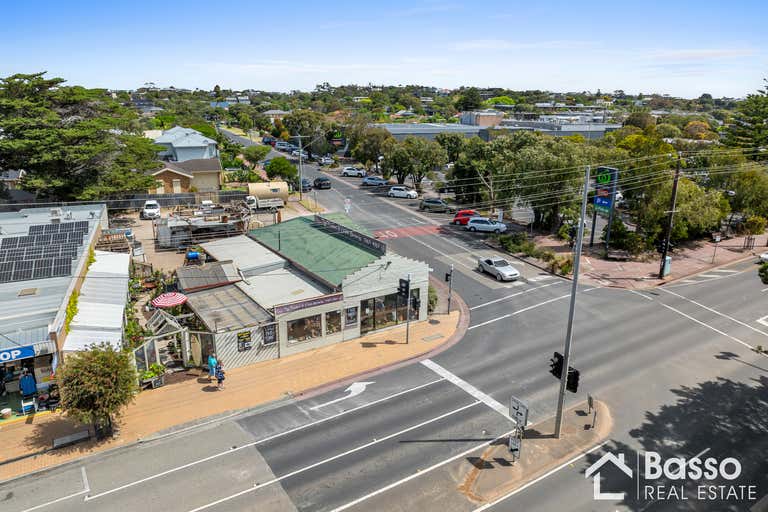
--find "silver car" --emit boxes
[477,257,520,281]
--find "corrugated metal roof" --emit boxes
[201,235,285,277]
[186,285,272,332]
[236,268,328,309]
[176,261,240,292]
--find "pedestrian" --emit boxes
[215,362,225,390]
[207,352,217,383]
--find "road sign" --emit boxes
[508,428,522,459]
[509,395,529,429]
[593,167,618,215]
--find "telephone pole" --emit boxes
[658,154,682,279]
[554,165,590,439]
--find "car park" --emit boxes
[452,209,479,225]
[300,178,312,192]
[387,186,418,199]
[477,257,520,281]
[140,200,161,220]
[465,217,507,233]
[341,166,366,177]
[419,198,456,213]
[313,176,332,189]
[361,176,389,187]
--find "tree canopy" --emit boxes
[264,156,297,181]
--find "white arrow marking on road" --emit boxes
[309,381,375,410]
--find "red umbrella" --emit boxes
[151,292,188,308]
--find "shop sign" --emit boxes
[313,215,386,255]
[262,324,277,345]
[236,330,253,352]
[274,293,343,316]
[0,345,35,363]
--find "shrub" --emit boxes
[428,285,438,314]
[759,262,768,284]
[558,256,574,275]
[744,215,767,235]
[540,249,556,263]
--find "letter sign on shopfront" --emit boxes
[0,345,35,362]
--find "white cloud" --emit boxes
[450,39,594,51]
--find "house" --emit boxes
[460,110,504,127]
[262,109,291,124]
[153,126,219,162]
[148,158,224,194]
[0,170,25,190]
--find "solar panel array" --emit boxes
[0,221,89,284]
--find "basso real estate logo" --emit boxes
[586,449,759,503]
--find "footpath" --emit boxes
[0,278,467,482]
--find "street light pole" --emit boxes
[658,154,682,279]
[554,165,590,439]
[405,273,412,344]
[447,264,454,314]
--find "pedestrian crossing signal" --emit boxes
[550,352,563,378]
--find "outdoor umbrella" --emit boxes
[151,292,188,308]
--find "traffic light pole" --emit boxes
[658,154,682,279]
[447,264,454,314]
[554,165,590,439]
[405,273,412,344]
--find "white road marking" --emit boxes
[329,429,516,512]
[471,442,608,511]
[680,279,697,283]
[408,236,476,270]
[186,402,482,512]
[84,378,444,502]
[470,282,563,310]
[762,288,768,293]
[20,467,89,512]
[711,269,739,273]
[309,381,375,410]
[528,275,557,282]
[629,290,654,301]
[659,288,768,338]
[757,315,768,327]
[697,274,721,278]
[468,294,572,330]
[657,302,761,353]
[421,359,510,420]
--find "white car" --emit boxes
[318,156,334,165]
[291,149,308,159]
[274,141,290,151]
[388,186,418,199]
[477,257,520,281]
[341,166,366,177]
[140,200,161,220]
[760,252,768,263]
[466,217,507,233]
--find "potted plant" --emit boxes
[140,363,167,389]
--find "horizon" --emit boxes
[1,0,767,98]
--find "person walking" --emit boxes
[207,352,217,383]
[215,361,225,390]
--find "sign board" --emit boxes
[313,215,386,255]
[509,395,529,429]
[0,345,35,363]
[274,292,344,316]
[344,199,352,215]
[344,306,358,330]
[236,330,253,352]
[262,324,277,346]
[594,166,618,215]
[508,429,522,457]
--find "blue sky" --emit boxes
[2,0,766,97]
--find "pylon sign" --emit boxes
[594,166,618,215]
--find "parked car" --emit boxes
[291,149,309,159]
[140,200,161,220]
[419,198,456,213]
[318,156,334,165]
[452,209,479,225]
[274,141,290,151]
[466,217,507,233]
[361,176,389,187]
[477,257,520,281]
[287,143,299,152]
[313,176,332,189]
[388,186,418,199]
[300,178,312,192]
[760,252,768,263]
[341,166,366,177]
[262,136,277,145]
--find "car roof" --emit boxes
[468,217,489,221]
[456,209,476,215]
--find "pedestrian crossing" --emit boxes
[674,268,741,286]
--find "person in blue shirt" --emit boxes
[207,352,217,383]
[19,369,37,397]
[215,362,225,390]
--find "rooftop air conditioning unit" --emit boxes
[50,208,63,223]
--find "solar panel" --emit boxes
[25,247,44,260]
[62,247,78,259]
[0,250,6,262]
[17,235,35,248]
[73,221,89,232]
[0,261,13,283]
[28,225,45,235]
[8,248,25,261]
[1,237,19,249]
[34,234,53,246]
[43,246,60,258]
[33,258,54,279]
[67,232,84,243]
[52,258,71,277]
[52,233,68,244]
[60,223,75,232]
[44,223,61,234]
[11,260,33,281]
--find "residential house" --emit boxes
[148,158,223,193]
[154,126,219,162]
[0,170,25,190]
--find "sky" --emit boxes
[1,0,766,98]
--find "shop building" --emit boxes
[0,205,109,415]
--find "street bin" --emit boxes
[663,256,672,277]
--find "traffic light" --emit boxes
[550,352,563,378]
[398,278,410,299]
[566,368,580,393]
[445,272,452,282]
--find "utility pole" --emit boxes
[603,168,619,253]
[405,273,412,344]
[297,137,305,201]
[589,206,597,248]
[658,154,682,279]
[554,165,590,439]
[447,264,454,314]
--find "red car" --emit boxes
[452,209,479,225]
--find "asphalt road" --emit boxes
[3,132,765,512]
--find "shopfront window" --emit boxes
[359,287,421,334]
[287,314,322,343]
[374,293,399,330]
[326,310,342,335]
[344,307,358,330]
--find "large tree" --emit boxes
[402,136,447,191]
[60,342,137,438]
[282,109,328,157]
[434,132,465,163]
[726,78,768,152]
[0,72,159,200]
[455,87,482,111]
[352,127,394,171]
[264,156,298,181]
[381,138,414,184]
[242,145,271,168]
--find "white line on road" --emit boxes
[468,294,572,330]
[656,302,760,353]
[629,290,654,301]
[186,402,482,512]
[756,315,768,327]
[659,288,768,338]
[697,274,721,278]
[471,442,608,511]
[83,378,444,502]
[19,467,89,512]
[711,269,739,273]
[470,282,563,310]
[329,429,516,512]
[762,288,768,293]
[421,359,510,420]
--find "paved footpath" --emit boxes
[0,306,462,482]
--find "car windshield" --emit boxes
[493,259,510,267]
[145,202,159,208]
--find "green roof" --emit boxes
[249,214,380,286]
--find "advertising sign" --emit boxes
[594,166,618,215]
[236,330,252,352]
[313,215,386,254]
[0,345,35,363]
[274,293,344,316]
